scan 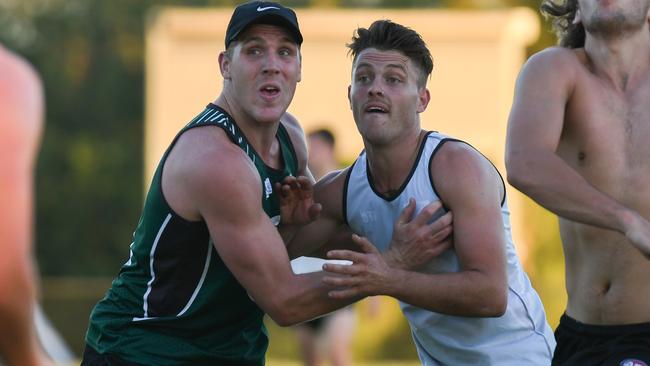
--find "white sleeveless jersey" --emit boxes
[344,132,555,365]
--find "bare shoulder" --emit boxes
[164,126,262,220]
[314,167,350,219]
[315,167,349,196]
[523,46,584,78]
[431,141,500,200]
[0,46,43,147]
[432,141,488,173]
[280,112,309,174]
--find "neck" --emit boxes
[584,25,650,91]
[364,129,425,195]
[214,93,280,163]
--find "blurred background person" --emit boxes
[306,129,338,180]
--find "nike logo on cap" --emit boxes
[257,6,280,11]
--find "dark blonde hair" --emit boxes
[541,0,585,48]
[347,20,433,87]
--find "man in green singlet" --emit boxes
[82,2,451,366]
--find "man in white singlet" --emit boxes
[286,20,555,365]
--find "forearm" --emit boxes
[382,268,506,317]
[507,151,630,232]
[286,221,350,260]
[266,271,363,326]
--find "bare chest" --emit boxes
[558,74,650,204]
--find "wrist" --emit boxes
[383,249,406,270]
[616,207,637,235]
[381,267,406,298]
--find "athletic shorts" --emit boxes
[81,344,142,366]
[552,313,650,366]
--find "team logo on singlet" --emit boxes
[620,359,648,366]
[264,178,273,199]
[270,215,281,226]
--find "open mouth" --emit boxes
[365,105,388,114]
[260,85,280,97]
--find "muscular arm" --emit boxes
[0,46,46,366]
[506,48,637,234]
[325,143,506,317]
[185,139,359,326]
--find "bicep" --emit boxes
[507,51,574,153]
[434,147,506,275]
[194,161,295,308]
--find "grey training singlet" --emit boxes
[344,132,555,365]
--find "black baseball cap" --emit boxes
[225,1,303,48]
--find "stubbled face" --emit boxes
[220,24,301,125]
[348,48,429,146]
[577,0,650,35]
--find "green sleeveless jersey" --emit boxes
[86,104,298,366]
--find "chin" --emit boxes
[255,109,286,124]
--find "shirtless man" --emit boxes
[0,45,49,366]
[505,0,650,364]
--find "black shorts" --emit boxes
[552,314,650,366]
[81,344,142,366]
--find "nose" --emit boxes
[368,79,383,96]
[262,53,281,75]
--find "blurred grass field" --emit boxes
[267,361,420,366]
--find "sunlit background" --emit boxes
[0,0,563,364]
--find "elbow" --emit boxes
[264,302,299,327]
[268,313,297,327]
[505,153,534,193]
[262,294,305,327]
[484,294,507,317]
[478,284,507,317]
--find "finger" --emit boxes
[308,203,322,220]
[322,275,360,287]
[430,226,453,243]
[326,249,366,263]
[426,211,453,233]
[280,184,293,198]
[428,236,453,257]
[411,200,444,226]
[351,234,379,254]
[281,175,298,186]
[397,198,416,225]
[322,262,362,275]
[328,288,362,299]
[296,175,314,190]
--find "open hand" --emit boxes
[384,198,453,270]
[276,175,322,226]
[322,234,391,299]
